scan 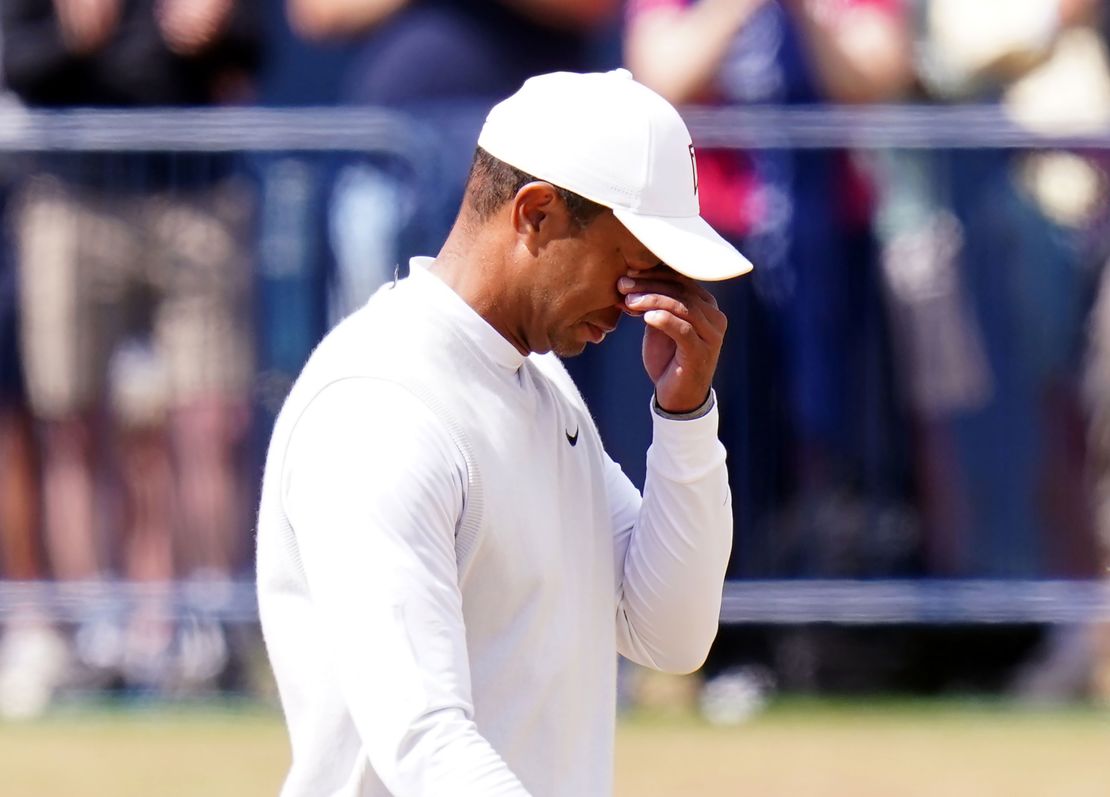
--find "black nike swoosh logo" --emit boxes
[565,426,579,447]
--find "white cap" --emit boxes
[477,69,753,282]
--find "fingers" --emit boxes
[617,273,726,341]
[620,265,717,303]
[641,306,719,414]
[641,308,701,349]
[622,269,731,413]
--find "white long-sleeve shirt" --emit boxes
[256,258,732,796]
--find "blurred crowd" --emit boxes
[1,0,1109,715]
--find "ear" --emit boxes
[511,182,570,249]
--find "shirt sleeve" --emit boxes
[282,378,532,796]
[609,390,733,674]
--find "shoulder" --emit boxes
[301,278,442,378]
[285,377,466,492]
[276,377,469,551]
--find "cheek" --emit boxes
[582,250,624,292]
[546,241,624,319]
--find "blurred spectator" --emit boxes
[0,0,262,704]
[1085,196,1110,704]
[286,0,620,321]
[624,0,914,707]
[626,0,914,576]
[1021,0,1110,705]
[877,0,1106,582]
[0,16,41,592]
[882,0,1110,699]
[0,12,53,720]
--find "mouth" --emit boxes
[581,319,618,344]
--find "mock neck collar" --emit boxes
[408,257,526,372]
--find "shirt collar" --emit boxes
[408,257,526,372]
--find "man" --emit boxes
[256,69,752,795]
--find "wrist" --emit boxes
[653,390,714,420]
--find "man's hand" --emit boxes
[53,0,121,55]
[618,267,727,414]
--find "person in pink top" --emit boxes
[624,0,914,699]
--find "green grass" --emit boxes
[0,703,288,797]
[616,699,1110,797]
[1,698,1108,796]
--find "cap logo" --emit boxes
[688,144,699,196]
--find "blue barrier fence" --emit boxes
[1,104,1108,150]
[0,105,1107,626]
[2,579,1109,625]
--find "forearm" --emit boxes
[615,394,732,673]
[309,590,532,795]
[625,0,766,104]
[788,0,913,103]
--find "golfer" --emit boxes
[256,69,753,796]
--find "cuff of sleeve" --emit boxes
[648,389,727,483]
[652,390,715,420]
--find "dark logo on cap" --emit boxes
[689,144,699,196]
[566,426,579,447]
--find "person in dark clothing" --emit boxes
[3,0,259,106]
[287,0,619,320]
[0,0,262,701]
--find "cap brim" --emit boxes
[612,208,753,282]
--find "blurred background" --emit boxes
[1,0,1110,794]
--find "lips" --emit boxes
[582,321,609,343]
[581,313,621,344]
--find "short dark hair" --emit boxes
[464,147,606,228]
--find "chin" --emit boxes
[551,339,588,358]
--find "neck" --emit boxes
[431,215,531,356]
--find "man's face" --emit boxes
[525,209,660,357]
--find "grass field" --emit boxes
[2,699,1108,796]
